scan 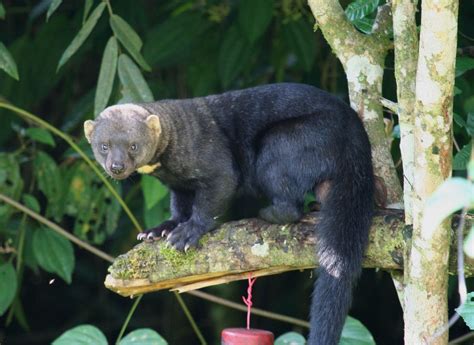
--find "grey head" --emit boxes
[83,104,162,180]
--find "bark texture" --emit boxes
[405,1,459,344]
[392,0,418,225]
[105,211,474,297]
[307,0,403,206]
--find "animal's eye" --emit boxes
[130,144,138,152]
[101,143,109,152]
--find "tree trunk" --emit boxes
[307,0,403,206]
[404,1,459,344]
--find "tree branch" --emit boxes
[104,211,474,297]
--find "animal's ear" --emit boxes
[84,120,96,143]
[146,115,161,137]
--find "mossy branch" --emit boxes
[105,211,474,297]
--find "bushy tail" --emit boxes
[308,155,374,345]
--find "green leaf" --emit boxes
[83,0,93,24]
[119,329,168,345]
[345,0,380,21]
[456,57,474,77]
[0,2,5,20]
[454,143,472,170]
[275,331,306,345]
[454,86,462,96]
[456,292,474,330]
[52,324,108,345]
[339,316,375,345]
[282,19,316,72]
[144,12,211,68]
[0,153,24,226]
[351,17,375,34]
[46,0,62,21]
[141,175,168,210]
[465,225,474,259]
[0,263,17,316]
[110,14,143,52]
[33,227,75,283]
[22,194,41,213]
[110,15,151,72]
[466,112,474,136]
[422,178,474,237]
[34,151,64,221]
[0,41,19,80]
[25,127,56,147]
[57,3,106,71]
[218,25,253,88]
[453,112,467,128]
[238,0,274,43]
[118,54,154,102]
[94,36,118,116]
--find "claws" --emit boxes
[161,229,169,237]
[184,244,190,252]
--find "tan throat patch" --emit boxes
[136,162,161,174]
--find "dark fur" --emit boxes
[87,83,374,344]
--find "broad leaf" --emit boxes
[25,127,55,147]
[22,194,41,213]
[34,151,64,221]
[339,316,375,345]
[218,25,253,88]
[83,0,93,23]
[453,143,472,171]
[466,112,474,136]
[345,0,380,21]
[144,12,211,68]
[0,41,19,80]
[57,3,106,71]
[52,324,108,345]
[282,19,316,72]
[118,54,154,102]
[351,17,375,34]
[0,153,23,226]
[46,0,62,21]
[94,36,118,116]
[275,331,306,344]
[110,14,143,52]
[119,329,168,345]
[238,0,274,43]
[33,228,75,283]
[63,162,121,243]
[422,178,474,238]
[456,57,474,77]
[0,2,5,20]
[456,292,474,330]
[0,263,17,316]
[141,175,168,210]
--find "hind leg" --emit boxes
[256,133,319,225]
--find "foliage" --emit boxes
[52,325,168,345]
[456,292,474,330]
[0,0,473,344]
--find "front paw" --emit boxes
[137,220,178,241]
[166,220,207,251]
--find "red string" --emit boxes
[242,276,257,330]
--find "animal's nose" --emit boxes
[111,162,125,174]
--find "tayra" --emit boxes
[84,83,374,345]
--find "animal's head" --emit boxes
[84,104,162,180]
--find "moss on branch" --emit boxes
[104,211,474,297]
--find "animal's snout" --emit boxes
[111,162,125,174]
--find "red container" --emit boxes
[221,328,274,345]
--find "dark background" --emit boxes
[1,0,473,344]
